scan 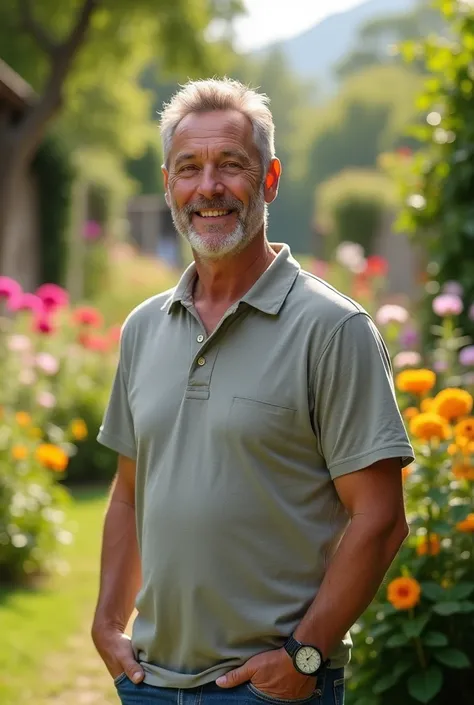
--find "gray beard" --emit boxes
[169,187,268,260]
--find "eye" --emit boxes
[179,164,198,173]
[222,162,242,169]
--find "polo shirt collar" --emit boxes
[163,243,300,316]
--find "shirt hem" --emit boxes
[329,445,414,480]
[96,429,136,460]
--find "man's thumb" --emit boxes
[216,665,249,689]
[125,659,144,684]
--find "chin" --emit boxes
[186,226,254,259]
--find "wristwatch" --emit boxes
[283,635,329,676]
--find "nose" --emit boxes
[196,165,224,200]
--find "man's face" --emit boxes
[163,110,274,259]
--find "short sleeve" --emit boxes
[313,312,414,479]
[97,328,136,460]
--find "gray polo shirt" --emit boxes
[97,243,414,689]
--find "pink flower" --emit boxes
[83,220,102,241]
[399,326,419,348]
[32,315,55,335]
[37,391,56,409]
[375,305,409,326]
[432,294,463,317]
[393,351,422,369]
[35,283,69,312]
[35,352,60,375]
[433,359,448,373]
[460,346,474,366]
[7,293,44,316]
[443,281,463,297]
[7,335,31,352]
[0,276,22,300]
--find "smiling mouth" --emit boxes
[194,209,234,218]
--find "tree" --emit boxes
[398,0,474,340]
[0,0,241,268]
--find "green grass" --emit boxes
[0,486,110,705]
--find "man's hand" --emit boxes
[91,625,144,684]
[216,648,315,700]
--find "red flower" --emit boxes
[107,325,122,344]
[365,255,389,278]
[72,306,103,328]
[78,332,110,352]
[36,283,69,311]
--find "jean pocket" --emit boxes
[114,673,128,686]
[333,678,345,705]
[246,682,317,704]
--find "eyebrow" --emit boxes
[174,149,250,167]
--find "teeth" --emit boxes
[198,210,230,217]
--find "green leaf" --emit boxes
[402,613,431,639]
[446,583,474,601]
[434,648,471,669]
[433,601,462,616]
[408,666,443,703]
[420,581,445,602]
[450,505,472,523]
[422,631,448,647]
[430,520,451,535]
[386,633,410,648]
[373,671,399,694]
[459,600,474,613]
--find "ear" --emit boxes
[263,158,282,204]
[162,165,171,207]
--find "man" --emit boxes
[92,78,414,705]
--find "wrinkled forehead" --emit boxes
[169,110,259,164]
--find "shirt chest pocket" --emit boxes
[227,397,296,452]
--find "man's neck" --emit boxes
[192,234,277,308]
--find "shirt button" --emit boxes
[197,356,206,366]
[196,334,204,343]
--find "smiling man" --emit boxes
[92,78,414,705]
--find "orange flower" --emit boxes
[35,443,69,472]
[416,534,441,556]
[11,445,29,461]
[456,514,474,533]
[421,398,434,412]
[432,389,473,421]
[455,417,474,441]
[448,443,458,456]
[409,413,450,441]
[402,465,414,481]
[15,411,31,427]
[387,577,421,610]
[452,463,474,481]
[396,369,436,395]
[70,418,88,441]
[403,407,419,421]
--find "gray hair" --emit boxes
[159,78,275,171]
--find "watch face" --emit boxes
[295,646,322,675]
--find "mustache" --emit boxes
[181,197,244,216]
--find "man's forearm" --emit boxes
[92,495,141,632]
[293,516,408,659]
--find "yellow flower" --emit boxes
[416,534,441,556]
[403,407,419,421]
[70,418,88,441]
[11,445,29,461]
[387,577,421,610]
[454,417,474,441]
[35,444,69,472]
[452,463,474,481]
[15,411,32,427]
[396,369,436,395]
[410,413,451,441]
[432,388,473,421]
[421,397,434,412]
[456,513,474,533]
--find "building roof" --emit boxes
[0,59,36,109]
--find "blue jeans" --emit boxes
[114,667,345,705]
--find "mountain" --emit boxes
[255,0,416,91]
